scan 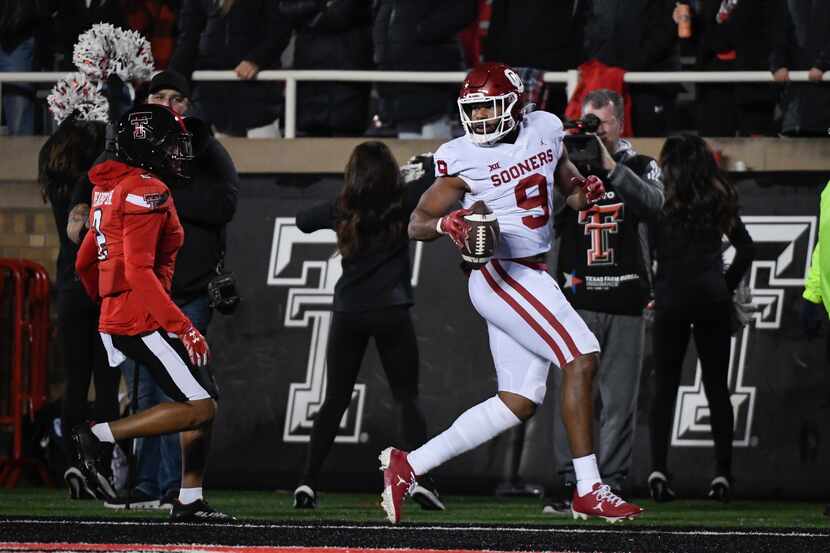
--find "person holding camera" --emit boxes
[546,89,664,514]
[101,71,239,511]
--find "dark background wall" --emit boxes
[204,171,830,499]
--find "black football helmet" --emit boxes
[115,104,193,179]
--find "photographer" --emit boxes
[546,89,663,514]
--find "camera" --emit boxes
[207,271,240,315]
[563,113,603,176]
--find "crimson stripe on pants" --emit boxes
[492,260,581,359]
[480,265,566,367]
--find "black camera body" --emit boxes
[563,113,603,176]
[207,271,240,315]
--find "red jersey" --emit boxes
[76,160,190,336]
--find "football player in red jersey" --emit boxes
[73,104,233,523]
[379,63,643,523]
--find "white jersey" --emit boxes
[434,111,565,259]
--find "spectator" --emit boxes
[170,0,291,136]
[647,134,755,503]
[800,178,830,519]
[123,0,180,69]
[458,0,491,68]
[279,0,372,136]
[38,116,121,499]
[547,89,664,513]
[292,146,443,512]
[371,0,476,138]
[0,0,53,134]
[484,0,586,115]
[770,0,830,136]
[583,0,678,136]
[96,71,238,511]
[688,0,777,136]
[52,0,127,71]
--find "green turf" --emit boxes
[0,487,827,529]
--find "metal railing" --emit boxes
[1,69,828,139]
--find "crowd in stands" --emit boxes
[1,1,829,137]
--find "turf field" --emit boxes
[0,488,828,553]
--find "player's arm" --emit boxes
[408,175,469,245]
[122,210,191,332]
[75,228,100,301]
[123,207,210,366]
[296,200,336,233]
[556,147,605,210]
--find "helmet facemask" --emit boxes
[458,92,519,146]
[162,131,194,179]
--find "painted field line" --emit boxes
[0,545,558,553]
[2,519,828,539]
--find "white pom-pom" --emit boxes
[47,73,109,125]
[73,23,155,82]
[121,28,155,82]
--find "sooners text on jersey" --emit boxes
[434,111,564,260]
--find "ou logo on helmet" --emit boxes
[503,68,524,93]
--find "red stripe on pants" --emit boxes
[492,260,581,360]
[481,265,566,367]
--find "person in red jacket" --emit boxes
[73,104,232,523]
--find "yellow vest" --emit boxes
[803,181,830,313]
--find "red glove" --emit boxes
[437,207,472,249]
[181,325,210,367]
[571,175,606,205]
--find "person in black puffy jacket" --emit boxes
[279,0,372,136]
[371,0,476,135]
[169,0,292,136]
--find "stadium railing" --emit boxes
[0,258,50,488]
[0,69,828,138]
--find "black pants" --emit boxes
[649,299,734,478]
[301,306,427,487]
[58,288,120,458]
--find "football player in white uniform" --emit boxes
[379,63,643,523]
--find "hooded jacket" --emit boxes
[76,160,191,336]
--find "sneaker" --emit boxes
[571,483,644,523]
[410,478,445,511]
[542,482,574,515]
[63,466,95,500]
[648,471,676,503]
[379,447,417,523]
[543,497,572,515]
[708,475,731,503]
[293,484,317,509]
[104,489,161,510]
[71,425,117,501]
[170,499,235,523]
[158,489,178,511]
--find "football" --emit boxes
[461,201,500,268]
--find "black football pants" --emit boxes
[649,299,734,478]
[301,306,427,488]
